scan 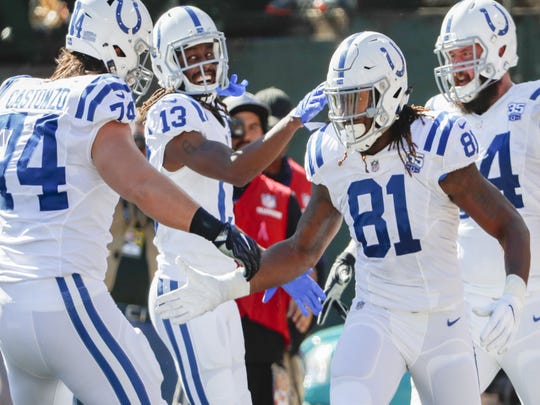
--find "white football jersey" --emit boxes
[145,93,236,282]
[306,111,478,311]
[0,74,135,282]
[427,81,540,296]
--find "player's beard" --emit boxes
[456,76,499,115]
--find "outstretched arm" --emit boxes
[93,120,261,275]
[249,183,343,293]
[162,84,327,187]
[154,183,342,323]
[93,120,201,230]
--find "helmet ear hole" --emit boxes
[499,45,506,57]
[114,45,126,57]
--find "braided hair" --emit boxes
[388,104,426,175]
[50,48,107,80]
[137,87,175,123]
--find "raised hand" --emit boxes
[291,82,328,124]
[262,269,326,316]
[216,74,248,97]
[317,247,355,326]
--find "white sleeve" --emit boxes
[145,93,209,140]
[439,115,479,175]
[73,74,136,126]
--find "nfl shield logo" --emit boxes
[261,193,277,209]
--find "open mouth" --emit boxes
[454,72,471,86]
[195,74,215,85]
[193,70,216,85]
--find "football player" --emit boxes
[426,0,540,402]
[138,6,326,405]
[0,0,262,403]
[154,31,530,405]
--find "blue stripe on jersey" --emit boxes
[424,111,445,151]
[75,76,104,118]
[189,98,208,122]
[75,76,131,121]
[178,323,209,405]
[423,111,458,156]
[185,6,204,33]
[218,181,226,221]
[315,129,325,166]
[158,279,210,405]
[436,114,458,156]
[71,274,151,404]
[306,136,315,176]
[56,276,131,404]
[307,126,327,176]
[530,87,540,100]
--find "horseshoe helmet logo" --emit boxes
[115,0,142,34]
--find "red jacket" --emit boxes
[286,157,311,212]
[234,174,295,345]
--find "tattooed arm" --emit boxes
[247,183,343,293]
[162,115,302,187]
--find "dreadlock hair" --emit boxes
[200,96,228,126]
[50,48,107,80]
[387,104,427,175]
[137,87,175,124]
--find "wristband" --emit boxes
[189,207,224,241]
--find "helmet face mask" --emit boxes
[433,0,518,104]
[326,85,379,152]
[152,6,229,95]
[65,0,154,98]
[325,31,409,152]
[124,37,154,99]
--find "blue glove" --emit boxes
[262,269,326,316]
[291,82,328,124]
[216,74,249,97]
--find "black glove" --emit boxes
[189,207,262,280]
[212,223,262,281]
[317,250,354,325]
